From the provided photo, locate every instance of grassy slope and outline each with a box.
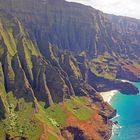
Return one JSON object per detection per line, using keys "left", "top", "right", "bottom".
{"left": 35, "top": 96, "right": 94, "bottom": 139}
{"left": 0, "top": 92, "right": 41, "bottom": 140}
{"left": 0, "top": 17, "right": 41, "bottom": 140}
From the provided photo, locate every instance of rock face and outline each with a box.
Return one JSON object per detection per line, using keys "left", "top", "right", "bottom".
{"left": 0, "top": 0, "right": 139, "bottom": 140}
{"left": 88, "top": 70, "right": 139, "bottom": 94}
{"left": 116, "top": 66, "right": 140, "bottom": 82}
{"left": 0, "top": 14, "right": 117, "bottom": 140}
{"left": 1, "top": 0, "right": 140, "bottom": 80}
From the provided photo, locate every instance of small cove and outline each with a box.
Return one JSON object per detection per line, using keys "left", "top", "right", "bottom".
{"left": 111, "top": 82, "right": 140, "bottom": 140}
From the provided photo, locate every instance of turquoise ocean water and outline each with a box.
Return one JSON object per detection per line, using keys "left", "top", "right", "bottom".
{"left": 111, "top": 82, "right": 140, "bottom": 140}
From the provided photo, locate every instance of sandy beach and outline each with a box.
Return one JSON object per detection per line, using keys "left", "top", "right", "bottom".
{"left": 100, "top": 90, "right": 118, "bottom": 104}
{"left": 120, "top": 79, "right": 132, "bottom": 83}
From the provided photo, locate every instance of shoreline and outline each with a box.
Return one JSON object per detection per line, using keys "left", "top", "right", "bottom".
{"left": 100, "top": 90, "right": 118, "bottom": 104}
{"left": 100, "top": 90, "right": 119, "bottom": 140}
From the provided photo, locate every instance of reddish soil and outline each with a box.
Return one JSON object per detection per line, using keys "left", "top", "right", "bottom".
{"left": 66, "top": 112, "right": 109, "bottom": 140}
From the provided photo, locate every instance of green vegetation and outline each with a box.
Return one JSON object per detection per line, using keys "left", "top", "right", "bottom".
{"left": 36, "top": 102, "right": 67, "bottom": 130}
{"left": 65, "top": 97, "right": 92, "bottom": 121}
{"left": 37, "top": 97, "right": 93, "bottom": 130}
{"left": 133, "top": 62, "right": 140, "bottom": 74}
{"left": 0, "top": 44, "right": 4, "bottom": 57}
{"left": 89, "top": 54, "right": 118, "bottom": 79}
{"left": 0, "top": 92, "right": 41, "bottom": 140}
{"left": 22, "top": 38, "right": 34, "bottom": 80}
{"left": 0, "top": 23, "right": 17, "bottom": 56}
{"left": 34, "top": 97, "right": 93, "bottom": 140}
{"left": 17, "top": 19, "right": 40, "bottom": 81}
{"left": 69, "top": 59, "right": 81, "bottom": 79}
{"left": 45, "top": 104, "right": 67, "bottom": 126}
{"left": 0, "top": 63, "right": 9, "bottom": 114}
{"left": 48, "top": 132, "right": 57, "bottom": 140}
{"left": 0, "top": 122, "right": 5, "bottom": 140}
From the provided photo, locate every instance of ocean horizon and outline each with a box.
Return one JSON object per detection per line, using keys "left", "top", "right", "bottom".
{"left": 111, "top": 82, "right": 140, "bottom": 140}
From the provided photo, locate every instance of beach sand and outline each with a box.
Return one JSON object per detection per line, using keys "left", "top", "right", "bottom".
{"left": 100, "top": 90, "right": 120, "bottom": 140}
{"left": 120, "top": 79, "right": 131, "bottom": 83}
{"left": 100, "top": 90, "right": 118, "bottom": 104}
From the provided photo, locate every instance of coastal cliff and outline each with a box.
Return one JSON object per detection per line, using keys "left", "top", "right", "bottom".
{"left": 0, "top": 0, "right": 139, "bottom": 140}
{"left": 1, "top": 0, "right": 140, "bottom": 81}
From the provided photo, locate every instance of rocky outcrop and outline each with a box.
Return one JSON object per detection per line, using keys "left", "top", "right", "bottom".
{"left": 0, "top": 16, "right": 77, "bottom": 107}
{"left": 116, "top": 66, "right": 140, "bottom": 82}
{"left": 88, "top": 69, "right": 139, "bottom": 94}
{"left": 12, "top": 54, "right": 36, "bottom": 102}
{"left": 32, "top": 56, "right": 53, "bottom": 107}
{"left": 61, "top": 126, "right": 88, "bottom": 140}
{"left": 60, "top": 54, "right": 82, "bottom": 80}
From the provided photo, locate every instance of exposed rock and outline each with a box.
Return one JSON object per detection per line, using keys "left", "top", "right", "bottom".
{"left": 2, "top": 52, "right": 15, "bottom": 92}
{"left": 88, "top": 70, "right": 139, "bottom": 94}
{"left": 116, "top": 66, "right": 140, "bottom": 82}
{"left": 60, "top": 54, "right": 82, "bottom": 80}
{"left": 1, "top": 0, "right": 140, "bottom": 64}
{"left": 32, "top": 56, "right": 53, "bottom": 107}
{"left": 12, "top": 54, "right": 36, "bottom": 102}
{"left": 61, "top": 126, "right": 89, "bottom": 140}
{"left": 45, "top": 62, "right": 72, "bottom": 103}
{"left": 0, "top": 0, "right": 139, "bottom": 140}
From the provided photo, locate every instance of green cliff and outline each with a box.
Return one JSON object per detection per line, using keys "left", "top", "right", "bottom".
{"left": 0, "top": 0, "right": 139, "bottom": 140}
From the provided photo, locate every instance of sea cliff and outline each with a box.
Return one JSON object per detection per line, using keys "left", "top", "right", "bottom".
{"left": 0, "top": 0, "right": 139, "bottom": 139}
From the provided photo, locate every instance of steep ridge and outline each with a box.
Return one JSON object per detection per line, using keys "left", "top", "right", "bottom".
{"left": 0, "top": 14, "right": 117, "bottom": 140}
{"left": 0, "top": 0, "right": 140, "bottom": 81}
{"left": 0, "top": 0, "right": 139, "bottom": 140}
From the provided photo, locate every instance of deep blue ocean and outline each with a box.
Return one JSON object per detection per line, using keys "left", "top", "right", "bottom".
{"left": 111, "top": 82, "right": 140, "bottom": 140}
